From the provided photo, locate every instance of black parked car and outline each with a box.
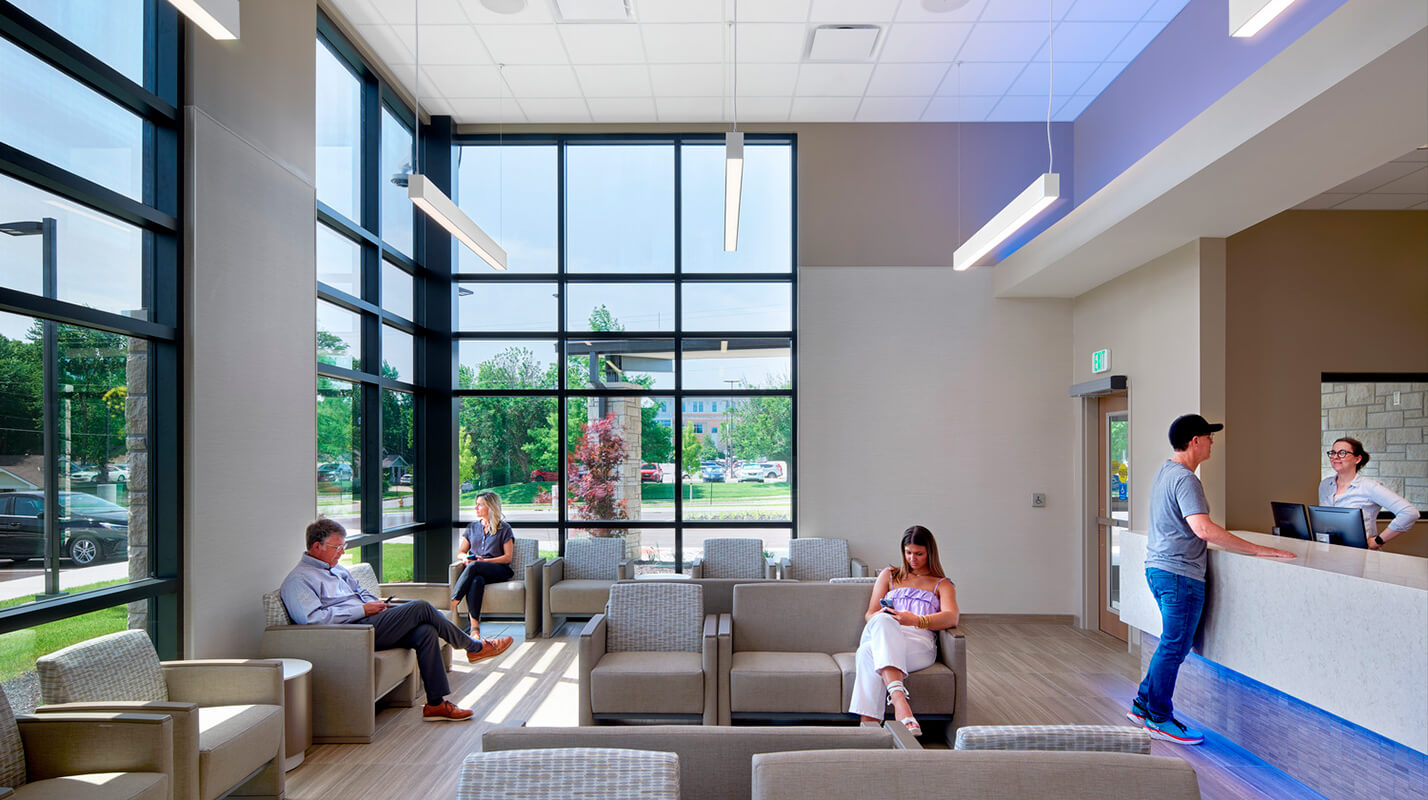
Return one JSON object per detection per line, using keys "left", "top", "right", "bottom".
{"left": 0, "top": 491, "right": 129, "bottom": 566}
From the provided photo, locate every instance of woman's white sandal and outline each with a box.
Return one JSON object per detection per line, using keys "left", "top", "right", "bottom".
{"left": 886, "top": 680, "right": 921, "bottom": 737}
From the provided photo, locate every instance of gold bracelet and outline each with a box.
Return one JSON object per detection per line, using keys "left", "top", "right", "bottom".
{"left": 917, "top": 615, "right": 929, "bottom": 629}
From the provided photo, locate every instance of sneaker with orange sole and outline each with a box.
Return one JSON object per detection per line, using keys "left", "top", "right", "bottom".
{"left": 467, "top": 635, "right": 514, "bottom": 664}
{"left": 422, "top": 700, "right": 473, "bottom": 722}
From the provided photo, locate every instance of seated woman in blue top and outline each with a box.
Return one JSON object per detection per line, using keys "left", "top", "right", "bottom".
{"left": 1320, "top": 437, "right": 1420, "bottom": 550}
{"left": 850, "top": 525, "right": 959, "bottom": 737}
{"left": 451, "top": 491, "right": 516, "bottom": 636}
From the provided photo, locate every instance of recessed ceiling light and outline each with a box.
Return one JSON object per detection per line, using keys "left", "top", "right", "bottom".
{"left": 481, "top": 0, "right": 527, "bottom": 14}
{"left": 921, "top": 0, "right": 972, "bottom": 12}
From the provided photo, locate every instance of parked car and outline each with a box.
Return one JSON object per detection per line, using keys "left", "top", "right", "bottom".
{"left": 640, "top": 463, "right": 663, "bottom": 482}
{"left": 736, "top": 462, "right": 784, "bottom": 482}
{"left": 529, "top": 469, "right": 559, "bottom": 482}
{"left": 700, "top": 462, "right": 726, "bottom": 482}
{"left": 399, "top": 473, "right": 413, "bottom": 486}
{"left": 0, "top": 491, "right": 129, "bottom": 565}
{"left": 317, "top": 462, "right": 352, "bottom": 482}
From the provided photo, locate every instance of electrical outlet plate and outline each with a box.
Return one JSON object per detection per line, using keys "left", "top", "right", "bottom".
{"left": 1032, "top": 493, "right": 1046, "bottom": 508}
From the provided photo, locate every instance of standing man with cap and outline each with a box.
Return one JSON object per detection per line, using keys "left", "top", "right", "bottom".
{"left": 1128, "top": 414, "right": 1295, "bottom": 744}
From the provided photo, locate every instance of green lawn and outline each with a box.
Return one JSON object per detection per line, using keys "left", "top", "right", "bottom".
{"left": 0, "top": 579, "right": 129, "bottom": 683}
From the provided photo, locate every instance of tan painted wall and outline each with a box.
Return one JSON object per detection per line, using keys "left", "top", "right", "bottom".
{"left": 184, "top": 0, "right": 317, "bottom": 657}
{"left": 1224, "top": 210, "right": 1428, "bottom": 531}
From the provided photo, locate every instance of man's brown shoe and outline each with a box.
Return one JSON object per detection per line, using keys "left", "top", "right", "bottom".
{"left": 467, "top": 635, "right": 513, "bottom": 664}
{"left": 422, "top": 700, "right": 473, "bottom": 722}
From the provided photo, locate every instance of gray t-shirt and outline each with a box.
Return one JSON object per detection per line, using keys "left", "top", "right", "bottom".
{"left": 1145, "top": 459, "right": 1211, "bottom": 581}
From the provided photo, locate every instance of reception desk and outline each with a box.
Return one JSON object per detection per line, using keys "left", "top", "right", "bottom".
{"left": 1121, "top": 530, "right": 1426, "bottom": 799}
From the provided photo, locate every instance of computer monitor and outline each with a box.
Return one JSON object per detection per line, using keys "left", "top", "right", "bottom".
{"left": 1269, "top": 502, "right": 1312, "bottom": 540}
{"left": 1307, "top": 505, "right": 1369, "bottom": 549}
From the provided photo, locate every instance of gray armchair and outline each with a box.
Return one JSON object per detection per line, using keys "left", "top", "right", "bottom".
{"left": 689, "top": 539, "right": 776, "bottom": 579}
{"left": 579, "top": 582, "right": 717, "bottom": 725}
{"left": 780, "top": 539, "right": 868, "bottom": 582}
{"left": 34, "top": 630, "right": 283, "bottom": 800}
{"left": 448, "top": 537, "right": 544, "bottom": 639}
{"left": 542, "top": 537, "right": 634, "bottom": 637}
{"left": 458, "top": 748, "right": 680, "bottom": 800}
{"left": 0, "top": 686, "right": 173, "bottom": 800}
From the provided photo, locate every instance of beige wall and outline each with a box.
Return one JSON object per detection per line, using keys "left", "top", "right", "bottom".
{"left": 1224, "top": 210, "right": 1428, "bottom": 531}
{"left": 184, "top": 0, "right": 317, "bottom": 657}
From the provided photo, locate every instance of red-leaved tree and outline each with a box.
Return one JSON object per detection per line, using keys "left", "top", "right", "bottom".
{"left": 567, "top": 413, "right": 628, "bottom": 535}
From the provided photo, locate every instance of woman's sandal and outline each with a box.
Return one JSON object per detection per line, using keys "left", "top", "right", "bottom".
{"left": 886, "top": 680, "right": 922, "bottom": 737}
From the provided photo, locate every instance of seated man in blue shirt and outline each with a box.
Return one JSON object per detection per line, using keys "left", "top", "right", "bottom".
{"left": 281, "top": 517, "right": 513, "bottom": 722}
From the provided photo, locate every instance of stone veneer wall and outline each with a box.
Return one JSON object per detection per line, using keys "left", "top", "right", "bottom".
{"left": 126, "top": 340, "right": 149, "bottom": 631}
{"left": 1321, "top": 381, "right": 1428, "bottom": 508}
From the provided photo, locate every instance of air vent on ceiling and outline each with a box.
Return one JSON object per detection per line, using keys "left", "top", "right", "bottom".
{"left": 551, "top": 0, "right": 635, "bottom": 23}
{"left": 806, "top": 24, "right": 881, "bottom": 62}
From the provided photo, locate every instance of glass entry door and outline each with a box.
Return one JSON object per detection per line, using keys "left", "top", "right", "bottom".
{"left": 1097, "top": 396, "right": 1129, "bottom": 642}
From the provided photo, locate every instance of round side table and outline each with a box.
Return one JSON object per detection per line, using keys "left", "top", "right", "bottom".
{"left": 276, "top": 658, "right": 312, "bottom": 771}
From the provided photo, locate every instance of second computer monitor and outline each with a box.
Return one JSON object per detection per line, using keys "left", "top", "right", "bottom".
{"left": 1270, "top": 502, "right": 1313, "bottom": 540}
{"left": 1307, "top": 505, "right": 1369, "bottom": 549}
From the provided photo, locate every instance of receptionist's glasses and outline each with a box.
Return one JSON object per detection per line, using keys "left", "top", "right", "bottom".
{"left": 1326, "top": 450, "right": 1354, "bottom": 459}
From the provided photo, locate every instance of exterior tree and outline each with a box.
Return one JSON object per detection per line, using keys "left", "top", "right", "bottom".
{"left": 567, "top": 413, "right": 628, "bottom": 533}
{"left": 458, "top": 428, "right": 477, "bottom": 489}
{"left": 641, "top": 400, "right": 673, "bottom": 464}
{"left": 698, "top": 433, "right": 722, "bottom": 463}
{"left": 680, "top": 423, "right": 701, "bottom": 479}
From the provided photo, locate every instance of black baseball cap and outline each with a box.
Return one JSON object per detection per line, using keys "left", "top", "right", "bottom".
{"left": 1168, "top": 414, "right": 1223, "bottom": 450}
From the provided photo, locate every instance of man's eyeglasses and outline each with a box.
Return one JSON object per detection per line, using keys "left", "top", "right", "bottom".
{"left": 321, "top": 540, "right": 347, "bottom": 551}
{"left": 1326, "top": 450, "right": 1354, "bottom": 459}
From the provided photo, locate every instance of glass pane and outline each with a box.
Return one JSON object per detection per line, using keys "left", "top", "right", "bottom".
{"left": 380, "top": 107, "right": 414, "bottom": 256}
{"left": 566, "top": 145, "right": 673, "bottom": 273}
{"left": 315, "top": 39, "right": 362, "bottom": 221}
{"left": 681, "top": 142, "right": 793, "bottom": 273}
{"left": 316, "top": 300, "right": 360, "bottom": 371}
{"left": 0, "top": 600, "right": 147, "bottom": 712}
{"left": 458, "top": 396, "right": 559, "bottom": 521}
{"left": 381, "top": 389, "right": 415, "bottom": 528}
{"left": 628, "top": 528, "right": 675, "bottom": 576}
{"left": 0, "top": 37, "right": 144, "bottom": 200}
{"left": 566, "top": 283, "right": 674, "bottom": 332}
{"left": 382, "top": 260, "right": 413, "bottom": 320}
{"left": 381, "top": 537, "right": 413, "bottom": 582}
{"left": 683, "top": 282, "right": 791, "bottom": 331}
{"left": 1108, "top": 526, "right": 1124, "bottom": 613}
{"left": 455, "top": 144, "right": 557, "bottom": 274}
{"left": 381, "top": 325, "right": 414, "bottom": 383}
{"left": 681, "top": 338, "right": 791, "bottom": 390}
{"left": 316, "top": 223, "right": 362, "bottom": 296}
{"left": 1108, "top": 414, "right": 1128, "bottom": 521}
{"left": 565, "top": 397, "right": 674, "bottom": 522}
{"left": 682, "top": 528, "right": 791, "bottom": 573}
{"left": 565, "top": 340, "right": 673, "bottom": 390}
{"left": 681, "top": 396, "right": 790, "bottom": 522}
{"left": 457, "top": 282, "right": 556, "bottom": 332}
{"left": 0, "top": 173, "right": 146, "bottom": 318}
{"left": 458, "top": 341, "right": 558, "bottom": 390}
{"left": 12, "top": 0, "right": 145, "bottom": 86}
{"left": 316, "top": 376, "right": 360, "bottom": 529}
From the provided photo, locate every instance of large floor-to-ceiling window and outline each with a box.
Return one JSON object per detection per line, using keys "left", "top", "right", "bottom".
{"left": 453, "top": 135, "right": 795, "bottom": 571}
{"left": 0, "top": 0, "right": 181, "bottom": 706}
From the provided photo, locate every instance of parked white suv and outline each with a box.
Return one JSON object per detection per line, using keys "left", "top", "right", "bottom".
{"left": 735, "top": 462, "right": 783, "bottom": 482}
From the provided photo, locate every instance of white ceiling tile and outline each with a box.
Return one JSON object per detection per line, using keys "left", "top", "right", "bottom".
{"left": 1008, "top": 61, "right": 1097, "bottom": 97}
{"left": 518, "top": 98, "right": 592, "bottom": 122}
{"left": 1329, "top": 162, "right": 1424, "bottom": 193}
{"left": 1064, "top": 0, "right": 1159, "bottom": 22}
{"left": 985, "top": 94, "right": 1058, "bottom": 121}
{"left": 1333, "top": 193, "right": 1425, "bottom": 210}
{"left": 795, "top": 62, "right": 873, "bottom": 95}
{"left": 1108, "top": 21, "right": 1165, "bottom": 61}
{"left": 641, "top": 23, "right": 725, "bottom": 62}
{"left": 636, "top": 0, "right": 724, "bottom": 24}
{"left": 788, "top": 95, "right": 861, "bottom": 121}
{"left": 1034, "top": 21, "right": 1136, "bottom": 62}
{"left": 1075, "top": 61, "right": 1128, "bottom": 96}
{"left": 477, "top": 24, "right": 569, "bottom": 64}
{"left": 811, "top": 0, "right": 899, "bottom": 23}
{"left": 456, "top": 0, "right": 556, "bottom": 24}
{"left": 423, "top": 64, "right": 504, "bottom": 97}
{"left": 410, "top": 25, "right": 492, "bottom": 64}
{"left": 732, "top": 95, "right": 792, "bottom": 121}
{"left": 737, "top": 63, "right": 801, "bottom": 95}
{"left": 894, "top": 0, "right": 988, "bottom": 23}
{"left": 734, "top": 23, "right": 808, "bottom": 62}
{"left": 655, "top": 96, "right": 725, "bottom": 121}
{"left": 1054, "top": 94, "right": 1096, "bottom": 120}
{"left": 958, "top": 22, "right": 1047, "bottom": 61}
{"left": 420, "top": 94, "right": 454, "bottom": 115}
{"left": 739, "top": 0, "right": 812, "bottom": 23}
{"left": 587, "top": 97, "right": 659, "bottom": 121}
{"left": 855, "top": 96, "right": 931, "bottom": 121}
{"left": 558, "top": 24, "right": 646, "bottom": 63}
{"left": 373, "top": 0, "right": 471, "bottom": 25}
{"left": 1292, "top": 193, "right": 1354, "bottom": 210}
{"left": 866, "top": 62, "right": 951, "bottom": 96}
{"left": 573, "top": 64, "right": 653, "bottom": 97}
{"left": 448, "top": 97, "right": 526, "bottom": 121}
{"left": 330, "top": 0, "right": 388, "bottom": 27}
{"left": 978, "top": 0, "right": 1075, "bottom": 22}
{"left": 1143, "top": 0, "right": 1192, "bottom": 23}
{"left": 935, "top": 62, "right": 1024, "bottom": 96}
{"left": 649, "top": 63, "right": 726, "bottom": 97}
{"left": 355, "top": 24, "right": 415, "bottom": 63}
{"left": 499, "top": 64, "right": 583, "bottom": 96}
{"left": 921, "top": 94, "right": 999, "bottom": 121}
{"left": 1373, "top": 166, "right": 1428, "bottom": 194}
{"left": 878, "top": 22, "right": 973, "bottom": 62}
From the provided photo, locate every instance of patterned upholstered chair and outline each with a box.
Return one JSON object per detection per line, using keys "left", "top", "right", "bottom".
{"left": 447, "top": 537, "right": 544, "bottom": 638}
{"left": 259, "top": 562, "right": 450, "bottom": 744}
{"left": 689, "top": 538, "right": 776, "bottom": 579}
{"left": 458, "top": 748, "right": 680, "bottom": 800}
{"left": 0, "top": 686, "right": 173, "bottom": 800}
{"left": 953, "top": 725, "right": 1152, "bottom": 754}
{"left": 578, "top": 582, "right": 717, "bottom": 725}
{"left": 779, "top": 538, "right": 868, "bottom": 582}
{"left": 34, "top": 630, "right": 284, "bottom": 800}
{"left": 542, "top": 537, "right": 634, "bottom": 638}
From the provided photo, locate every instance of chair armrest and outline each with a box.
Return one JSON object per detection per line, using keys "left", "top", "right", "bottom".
{"left": 885, "top": 720, "right": 924, "bottom": 750}
{"left": 953, "top": 725, "right": 1151, "bottom": 754}
{"left": 380, "top": 582, "right": 451, "bottom": 608}
{"left": 701, "top": 614, "right": 718, "bottom": 725}
{"left": 18, "top": 712, "right": 174, "bottom": 780}
{"left": 717, "top": 612, "right": 733, "bottom": 725}
{"left": 34, "top": 701, "right": 200, "bottom": 798}
{"left": 577, "top": 614, "right": 608, "bottom": 726}
{"left": 778, "top": 557, "right": 791, "bottom": 580}
{"left": 689, "top": 559, "right": 704, "bottom": 579}
{"left": 261, "top": 625, "right": 376, "bottom": 690}
{"left": 544, "top": 556, "right": 565, "bottom": 586}
{"left": 937, "top": 628, "right": 968, "bottom": 734}
{"left": 764, "top": 558, "right": 778, "bottom": 579}
{"left": 850, "top": 558, "right": 869, "bottom": 577}
{"left": 161, "top": 659, "right": 283, "bottom": 706}
{"left": 617, "top": 559, "right": 635, "bottom": 580}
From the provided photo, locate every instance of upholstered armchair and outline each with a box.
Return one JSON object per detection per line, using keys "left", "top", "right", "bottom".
{"left": 689, "top": 538, "right": 776, "bottom": 579}
{"left": 448, "top": 537, "right": 544, "bottom": 639}
{"left": 259, "top": 562, "right": 450, "bottom": 744}
{"left": 0, "top": 686, "right": 173, "bottom": 800}
{"left": 779, "top": 538, "right": 868, "bottom": 582}
{"left": 457, "top": 748, "right": 679, "bottom": 800}
{"left": 578, "top": 582, "right": 717, "bottom": 725}
{"left": 33, "top": 630, "right": 283, "bottom": 800}
{"left": 542, "top": 537, "right": 634, "bottom": 637}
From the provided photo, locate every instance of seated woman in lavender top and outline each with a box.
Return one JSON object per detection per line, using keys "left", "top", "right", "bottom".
{"left": 850, "top": 525, "right": 959, "bottom": 737}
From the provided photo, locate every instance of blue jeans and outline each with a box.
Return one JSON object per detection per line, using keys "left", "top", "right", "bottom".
{"left": 1135, "top": 567, "right": 1205, "bottom": 722}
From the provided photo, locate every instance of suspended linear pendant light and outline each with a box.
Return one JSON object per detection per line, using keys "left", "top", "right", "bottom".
{"left": 407, "top": 0, "right": 507, "bottom": 270}
{"left": 724, "top": 0, "right": 743, "bottom": 252}
{"left": 166, "top": 0, "right": 239, "bottom": 39}
{"left": 1229, "top": 0, "right": 1299, "bottom": 38}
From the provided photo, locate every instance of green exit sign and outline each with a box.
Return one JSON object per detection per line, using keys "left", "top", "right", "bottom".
{"left": 1091, "top": 349, "right": 1110, "bottom": 374}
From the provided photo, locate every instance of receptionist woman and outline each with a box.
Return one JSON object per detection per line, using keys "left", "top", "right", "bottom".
{"left": 1320, "top": 437, "right": 1421, "bottom": 549}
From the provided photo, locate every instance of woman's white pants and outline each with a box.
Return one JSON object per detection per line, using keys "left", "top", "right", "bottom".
{"left": 848, "top": 612, "right": 936, "bottom": 719}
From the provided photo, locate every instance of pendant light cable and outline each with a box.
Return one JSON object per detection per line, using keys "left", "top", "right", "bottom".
{"left": 1046, "top": 0, "right": 1054, "bottom": 174}
{"left": 413, "top": 0, "right": 420, "bottom": 176}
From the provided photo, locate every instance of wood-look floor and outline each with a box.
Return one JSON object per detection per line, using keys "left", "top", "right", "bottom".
{"left": 283, "top": 618, "right": 1325, "bottom": 800}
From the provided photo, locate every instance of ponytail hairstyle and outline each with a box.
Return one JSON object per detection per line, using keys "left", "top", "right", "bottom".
{"left": 1333, "top": 437, "right": 1369, "bottom": 472}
